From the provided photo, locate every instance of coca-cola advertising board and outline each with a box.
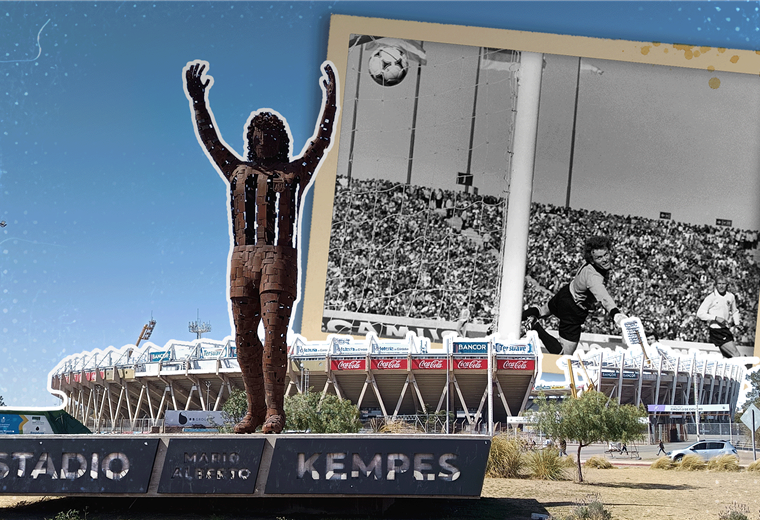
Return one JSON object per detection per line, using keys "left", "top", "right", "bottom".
{"left": 330, "top": 359, "right": 367, "bottom": 371}
{"left": 497, "top": 359, "right": 535, "bottom": 371}
{"left": 370, "top": 358, "right": 408, "bottom": 370}
{"left": 454, "top": 359, "right": 487, "bottom": 370}
{"left": 411, "top": 358, "right": 448, "bottom": 370}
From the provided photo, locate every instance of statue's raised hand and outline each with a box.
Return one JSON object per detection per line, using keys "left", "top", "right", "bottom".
{"left": 322, "top": 63, "right": 336, "bottom": 99}
{"left": 185, "top": 61, "right": 211, "bottom": 102}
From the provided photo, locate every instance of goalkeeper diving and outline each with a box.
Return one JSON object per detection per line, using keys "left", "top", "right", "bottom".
{"left": 522, "top": 235, "right": 628, "bottom": 356}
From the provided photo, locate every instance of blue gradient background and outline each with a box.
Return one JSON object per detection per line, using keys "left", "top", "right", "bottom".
{"left": 1, "top": 2, "right": 758, "bottom": 407}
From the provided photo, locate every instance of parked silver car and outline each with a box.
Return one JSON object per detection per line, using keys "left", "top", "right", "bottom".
{"left": 669, "top": 440, "right": 738, "bottom": 462}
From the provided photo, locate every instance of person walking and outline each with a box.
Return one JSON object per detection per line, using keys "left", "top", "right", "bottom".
{"left": 656, "top": 439, "right": 666, "bottom": 456}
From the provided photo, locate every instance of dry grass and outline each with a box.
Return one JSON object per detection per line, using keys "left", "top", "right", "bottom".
{"left": 746, "top": 459, "right": 760, "bottom": 472}
{"left": 375, "top": 419, "right": 422, "bottom": 434}
{"left": 584, "top": 456, "right": 614, "bottom": 469}
{"left": 481, "top": 466, "right": 760, "bottom": 520}
{"left": 677, "top": 453, "right": 707, "bottom": 471}
{"left": 707, "top": 454, "right": 741, "bottom": 472}
{"left": 650, "top": 456, "right": 676, "bottom": 470}
{"left": 486, "top": 434, "right": 524, "bottom": 478}
{"left": 563, "top": 493, "right": 613, "bottom": 520}
{"left": 525, "top": 448, "right": 569, "bottom": 481}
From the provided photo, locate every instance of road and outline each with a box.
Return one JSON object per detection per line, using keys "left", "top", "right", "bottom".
{"left": 560, "top": 436, "right": 759, "bottom": 466}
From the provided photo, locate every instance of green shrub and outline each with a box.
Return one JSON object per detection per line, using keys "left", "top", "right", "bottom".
{"left": 48, "top": 509, "right": 87, "bottom": 520}
{"left": 584, "top": 456, "right": 613, "bottom": 469}
{"left": 525, "top": 448, "right": 568, "bottom": 481}
{"left": 677, "top": 453, "right": 707, "bottom": 471}
{"left": 650, "top": 456, "right": 675, "bottom": 470}
{"left": 486, "top": 434, "right": 524, "bottom": 478}
{"left": 707, "top": 454, "right": 740, "bottom": 472}
{"left": 562, "top": 494, "right": 612, "bottom": 520}
{"left": 284, "top": 391, "right": 362, "bottom": 433}
{"left": 746, "top": 459, "right": 760, "bottom": 472}
{"left": 718, "top": 501, "right": 750, "bottom": 520}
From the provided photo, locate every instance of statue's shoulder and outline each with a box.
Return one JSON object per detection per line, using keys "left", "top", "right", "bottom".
{"left": 232, "top": 161, "right": 293, "bottom": 179}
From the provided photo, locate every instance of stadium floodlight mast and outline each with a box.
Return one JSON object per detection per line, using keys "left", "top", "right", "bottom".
{"left": 189, "top": 309, "right": 212, "bottom": 340}
{"left": 135, "top": 316, "right": 156, "bottom": 347}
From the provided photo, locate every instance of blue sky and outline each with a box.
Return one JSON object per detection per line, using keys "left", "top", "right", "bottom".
{"left": 1, "top": 1, "right": 759, "bottom": 407}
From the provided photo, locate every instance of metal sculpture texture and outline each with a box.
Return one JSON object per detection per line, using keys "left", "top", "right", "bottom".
{"left": 183, "top": 60, "right": 338, "bottom": 433}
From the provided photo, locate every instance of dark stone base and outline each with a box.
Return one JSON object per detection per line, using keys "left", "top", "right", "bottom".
{"left": 0, "top": 434, "right": 490, "bottom": 498}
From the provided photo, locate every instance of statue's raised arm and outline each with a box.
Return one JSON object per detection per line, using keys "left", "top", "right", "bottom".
{"left": 183, "top": 60, "right": 242, "bottom": 178}
{"left": 299, "top": 62, "right": 339, "bottom": 181}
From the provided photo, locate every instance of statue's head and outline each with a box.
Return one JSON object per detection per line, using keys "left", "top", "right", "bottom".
{"left": 246, "top": 111, "right": 290, "bottom": 162}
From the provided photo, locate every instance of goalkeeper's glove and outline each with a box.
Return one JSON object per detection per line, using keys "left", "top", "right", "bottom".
{"left": 613, "top": 312, "right": 628, "bottom": 328}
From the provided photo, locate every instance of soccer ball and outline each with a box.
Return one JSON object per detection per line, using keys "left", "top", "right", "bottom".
{"left": 367, "top": 45, "right": 409, "bottom": 87}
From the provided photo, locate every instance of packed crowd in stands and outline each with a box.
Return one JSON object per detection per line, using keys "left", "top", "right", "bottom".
{"left": 325, "top": 177, "right": 505, "bottom": 323}
{"left": 324, "top": 176, "right": 759, "bottom": 345}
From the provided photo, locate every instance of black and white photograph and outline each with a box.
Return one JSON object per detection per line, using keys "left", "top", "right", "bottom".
{"left": 302, "top": 19, "right": 759, "bottom": 362}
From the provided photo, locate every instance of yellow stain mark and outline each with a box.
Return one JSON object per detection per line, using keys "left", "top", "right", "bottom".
{"left": 653, "top": 42, "right": 661, "bottom": 47}
{"left": 641, "top": 46, "right": 651, "bottom": 55}
{"left": 707, "top": 65, "right": 716, "bottom": 72}
{"left": 664, "top": 48, "right": 669, "bottom": 54}
{"left": 730, "top": 55, "right": 739, "bottom": 64}
{"left": 718, "top": 48, "right": 727, "bottom": 53}
{"left": 709, "top": 77, "right": 721, "bottom": 89}
{"left": 756, "top": 50, "right": 760, "bottom": 55}
{"left": 673, "top": 44, "right": 695, "bottom": 60}
{"left": 702, "top": 47, "right": 712, "bottom": 54}
{"left": 693, "top": 50, "right": 701, "bottom": 58}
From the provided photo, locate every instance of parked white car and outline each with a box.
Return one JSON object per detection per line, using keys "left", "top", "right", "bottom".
{"left": 668, "top": 440, "right": 737, "bottom": 462}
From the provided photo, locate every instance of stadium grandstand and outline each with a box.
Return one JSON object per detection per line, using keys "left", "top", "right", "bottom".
{"left": 49, "top": 331, "right": 747, "bottom": 442}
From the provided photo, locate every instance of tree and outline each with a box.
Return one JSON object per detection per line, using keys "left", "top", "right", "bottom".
{"left": 736, "top": 369, "right": 760, "bottom": 443}
{"left": 285, "top": 391, "right": 362, "bottom": 433}
{"left": 530, "top": 390, "right": 647, "bottom": 482}
{"left": 740, "top": 369, "right": 760, "bottom": 412}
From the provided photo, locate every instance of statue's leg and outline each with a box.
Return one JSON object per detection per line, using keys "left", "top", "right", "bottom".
{"left": 231, "top": 296, "right": 266, "bottom": 434}
{"left": 260, "top": 290, "right": 295, "bottom": 434}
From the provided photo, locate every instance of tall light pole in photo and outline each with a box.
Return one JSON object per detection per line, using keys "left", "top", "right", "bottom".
{"left": 565, "top": 58, "right": 604, "bottom": 209}
{"left": 458, "top": 48, "right": 520, "bottom": 192}
{"left": 405, "top": 42, "right": 425, "bottom": 185}
{"left": 457, "top": 46, "right": 482, "bottom": 193}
